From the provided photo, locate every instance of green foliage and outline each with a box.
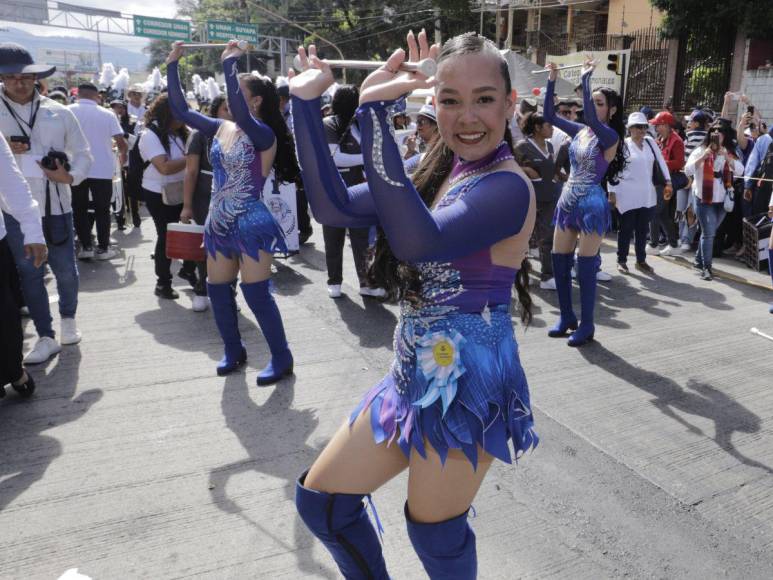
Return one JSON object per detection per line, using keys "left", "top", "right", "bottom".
{"left": 650, "top": 0, "right": 773, "bottom": 38}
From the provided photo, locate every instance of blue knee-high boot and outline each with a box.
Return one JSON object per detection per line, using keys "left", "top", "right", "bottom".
{"left": 768, "top": 248, "right": 773, "bottom": 314}
{"left": 207, "top": 281, "right": 247, "bottom": 375}
{"left": 405, "top": 503, "right": 476, "bottom": 580}
{"left": 240, "top": 280, "right": 293, "bottom": 385}
{"left": 295, "top": 473, "right": 390, "bottom": 580}
{"left": 568, "top": 255, "right": 597, "bottom": 347}
{"left": 548, "top": 252, "right": 578, "bottom": 337}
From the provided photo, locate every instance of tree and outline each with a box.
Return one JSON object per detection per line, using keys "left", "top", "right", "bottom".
{"left": 650, "top": 0, "right": 773, "bottom": 39}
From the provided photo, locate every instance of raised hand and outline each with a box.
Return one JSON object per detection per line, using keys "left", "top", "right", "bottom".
{"left": 288, "top": 45, "right": 335, "bottom": 100}
{"left": 545, "top": 62, "right": 559, "bottom": 83}
{"left": 221, "top": 40, "right": 244, "bottom": 62}
{"left": 359, "top": 29, "right": 439, "bottom": 106}
{"left": 166, "top": 41, "right": 184, "bottom": 65}
{"left": 581, "top": 56, "right": 597, "bottom": 77}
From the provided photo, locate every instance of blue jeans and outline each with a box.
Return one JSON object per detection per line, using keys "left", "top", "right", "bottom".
{"left": 694, "top": 202, "right": 725, "bottom": 269}
{"left": 2, "top": 211, "right": 79, "bottom": 339}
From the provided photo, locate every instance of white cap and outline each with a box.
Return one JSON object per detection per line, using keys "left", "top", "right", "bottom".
{"left": 626, "top": 112, "right": 649, "bottom": 127}
{"left": 417, "top": 103, "right": 436, "bottom": 122}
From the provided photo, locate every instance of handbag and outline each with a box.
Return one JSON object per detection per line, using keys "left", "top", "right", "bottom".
{"left": 161, "top": 180, "right": 184, "bottom": 206}
{"left": 670, "top": 170, "right": 688, "bottom": 191}
{"left": 723, "top": 187, "right": 735, "bottom": 213}
{"left": 644, "top": 139, "right": 667, "bottom": 187}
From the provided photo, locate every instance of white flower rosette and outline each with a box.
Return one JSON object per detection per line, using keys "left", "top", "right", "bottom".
{"left": 414, "top": 330, "right": 467, "bottom": 415}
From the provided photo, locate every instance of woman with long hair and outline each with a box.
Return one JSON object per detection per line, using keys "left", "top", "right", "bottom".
{"left": 543, "top": 59, "right": 626, "bottom": 346}
{"left": 322, "top": 84, "right": 386, "bottom": 299}
{"left": 178, "top": 95, "right": 232, "bottom": 312}
{"left": 684, "top": 122, "right": 743, "bottom": 281}
{"left": 165, "top": 41, "right": 297, "bottom": 384}
{"left": 138, "top": 93, "right": 190, "bottom": 299}
{"left": 289, "top": 31, "right": 537, "bottom": 577}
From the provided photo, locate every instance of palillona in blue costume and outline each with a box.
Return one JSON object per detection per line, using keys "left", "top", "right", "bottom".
{"left": 167, "top": 58, "right": 293, "bottom": 383}
{"left": 543, "top": 68, "right": 620, "bottom": 346}
{"left": 292, "top": 94, "right": 538, "bottom": 467}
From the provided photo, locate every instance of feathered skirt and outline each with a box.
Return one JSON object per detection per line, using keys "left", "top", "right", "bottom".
{"left": 350, "top": 304, "right": 538, "bottom": 469}
{"left": 204, "top": 196, "right": 287, "bottom": 261}
{"left": 553, "top": 182, "right": 611, "bottom": 236}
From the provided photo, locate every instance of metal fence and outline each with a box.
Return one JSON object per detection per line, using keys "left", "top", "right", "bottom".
{"left": 527, "top": 28, "right": 671, "bottom": 110}
{"left": 673, "top": 31, "right": 735, "bottom": 112}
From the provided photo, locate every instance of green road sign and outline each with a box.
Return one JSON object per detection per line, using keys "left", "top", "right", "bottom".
{"left": 206, "top": 20, "right": 258, "bottom": 44}
{"left": 133, "top": 15, "right": 191, "bottom": 41}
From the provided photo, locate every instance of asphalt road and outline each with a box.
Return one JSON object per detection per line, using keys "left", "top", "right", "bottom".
{"left": 1, "top": 216, "right": 772, "bottom": 579}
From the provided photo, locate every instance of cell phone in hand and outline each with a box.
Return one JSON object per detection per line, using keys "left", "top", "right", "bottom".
{"left": 747, "top": 105, "right": 755, "bottom": 115}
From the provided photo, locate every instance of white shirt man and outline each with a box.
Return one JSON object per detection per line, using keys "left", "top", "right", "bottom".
{"left": 126, "top": 84, "right": 147, "bottom": 121}
{"left": 68, "top": 82, "right": 127, "bottom": 260}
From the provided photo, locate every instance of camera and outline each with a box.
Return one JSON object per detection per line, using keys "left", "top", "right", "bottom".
{"left": 40, "top": 149, "right": 70, "bottom": 172}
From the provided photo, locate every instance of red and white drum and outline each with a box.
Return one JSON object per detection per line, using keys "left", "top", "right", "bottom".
{"left": 166, "top": 222, "right": 206, "bottom": 262}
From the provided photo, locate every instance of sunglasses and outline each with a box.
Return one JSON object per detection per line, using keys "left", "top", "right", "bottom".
{"left": 558, "top": 110, "right": 573, "bottom": 117}
{"left": 417, "top": 117, "right": 433, "bottom": 127}
{"left": 629, "top": 124, "right": 648, "bottom": 130}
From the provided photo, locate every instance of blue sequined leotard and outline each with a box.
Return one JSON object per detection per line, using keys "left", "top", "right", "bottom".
{"left": 544, "top": 70, "right": 619, "bottom": 235}
{"left": 167, "top": 59, "right": 286, "bottom": 260}
{"left": 293, "top": 95, "right": 538, "bottom": 467}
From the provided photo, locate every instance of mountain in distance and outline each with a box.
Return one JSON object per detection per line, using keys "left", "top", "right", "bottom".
{"left": 0, "top": 26, "right": 149, "bottom": 72}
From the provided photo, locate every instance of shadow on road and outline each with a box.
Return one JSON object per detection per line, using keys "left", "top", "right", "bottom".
{"left": 332, "top": 295, "right": 397, "bottom": 349}
{"left": 0, "top": 347, "right": 102, "bottom": 511}
{"left": 578, "top": 343, "right": 772, "bottom": 475}
{"left": 209, "top": 373, "right": 334, "bottom": 578}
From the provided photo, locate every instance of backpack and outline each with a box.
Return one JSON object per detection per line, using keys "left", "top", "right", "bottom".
{"left": 127, "top": 123, "right": 165, "bottom": 194}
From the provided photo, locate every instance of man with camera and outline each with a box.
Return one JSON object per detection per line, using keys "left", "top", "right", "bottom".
{"left": 0, "top": 43, "right": 92, "bottom": 364}
{"left": 69, "top": 82, "right": 127, "bottom": 260}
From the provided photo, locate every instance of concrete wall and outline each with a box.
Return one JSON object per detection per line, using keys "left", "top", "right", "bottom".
{"left": 607, "top": 0, "right": 663, "bottom": 34}
{"left": 742, "top": 68, "right": 773, "bottom": 124}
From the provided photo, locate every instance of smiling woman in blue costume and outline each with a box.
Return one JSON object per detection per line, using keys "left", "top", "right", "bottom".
{"left": 542, "top": 59, "right": 626, "bottom": 347}
{"left": 289, "top": 30, "right": 538, "bottom": 578}
{"left": 164, "top": 41, "right": 296, "bottom": 385}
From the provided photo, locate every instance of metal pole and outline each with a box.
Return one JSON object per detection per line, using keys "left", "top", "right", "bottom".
{"left": 479, "top": 1, "right": 484, "bottom": 36}
{"left": 96, "top": 27, "right": 103, "bottom": 69}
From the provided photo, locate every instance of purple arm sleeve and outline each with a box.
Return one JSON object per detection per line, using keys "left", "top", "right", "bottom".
{"left": 543, "top": 78, "right": 584, "bottom": 138}
{"left": 579, "top": 71, "right": 619, "bottom": 150}
{"left": 167, "top": 61, "right": 221, "bottom": 137}
{"left": 222, "top": 57, "right": 276, "bottom": 151}
{"left": 291, "top": 96, "right": 378, "bottom": 228}
{"left": 356, "top": 100, "right": 532, "bottom": 263}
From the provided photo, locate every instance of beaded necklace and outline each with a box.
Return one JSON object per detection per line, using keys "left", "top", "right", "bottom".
{"left": 449, "top": 141, "right": 513, "bottom": 185}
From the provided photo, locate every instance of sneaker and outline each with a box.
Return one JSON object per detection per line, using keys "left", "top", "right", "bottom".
{"left": 659, "top": 245, "right": 682, "bottom": 256}
{"left": 539, "top": 277, "right": 557, "bottom": 290}
{"left": 60, "top": 318, "right": 82, "bottom": 345}
{"left": 680, "top": 242, "right": 692, "bottom": 252}
{"left": 132, "top": 215, "right": 142, "bottom": 228}
{"left": 24, "top": 336, "right": 61, "bottom": 364}
{"left": 95, "top": 247, "right": 118, "bottom": 261}
{"left": 327, "top": 284, "right": 342, "bottom": 299}
{"left": 635, "top": 261, "right": 655, "bottom": 274}
{"left": 701, "top": 267, "right": 713, "bottom": 281}
{"left": 645, "top": 245, "right": 661, "bottom": 256}
{"left": 154, "top": 285, "right": 179, "bottom": 299}
{"left": 359, "top": 286, "right": 387, "bottom": 298}
{"left": 692, "top": 260, "right": 703, "bottom": 271}
{"left": 191, "top": 295, "right": 209, "bottom": 312}
{"left": 617, "top": 263, "right": 629, "bottom": 274}
{"left": 77, "top": 247, "right": 94, "bottom": 260}
{"left": 527, "top": 247, "right": 540, "bottom": 259}
{"left": 596, "top": 270, "right": 612, "bottom": 282}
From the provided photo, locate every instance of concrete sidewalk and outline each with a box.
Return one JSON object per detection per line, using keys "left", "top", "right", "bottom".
{"left": 1, "top": 218, "right": 772, "bottom": 579}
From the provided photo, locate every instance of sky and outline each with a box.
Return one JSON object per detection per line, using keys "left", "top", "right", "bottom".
{"left": 1, "top": 0, "right": 178, "bottom": 54}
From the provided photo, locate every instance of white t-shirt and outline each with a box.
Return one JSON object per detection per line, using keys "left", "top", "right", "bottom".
{"left": 69, "top": 99, "right": 122, "bottom": 180}
{"left": 127, "top": 102, "right": 147, "bottom": 121}
{"left": 138, "top": 127, "right": 185, "bottom": 194}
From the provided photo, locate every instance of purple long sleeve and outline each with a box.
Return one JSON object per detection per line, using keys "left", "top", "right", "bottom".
{"left": 222, "top": 57, "right": 275, "bottom": 151}
{"left": 291, "top": 95, "right": 379, "bottom": 228}
{"left": 543, "top": 78, "right": 584, "bottom": 138}
{"left": 356, "top": 100, "right": 531, "bottom": 263}
{"left": 578, "top": 70, "right": 619, "bottom": 150}
{"left": 166, "top": 61, "right": 221, "bottom": 137}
